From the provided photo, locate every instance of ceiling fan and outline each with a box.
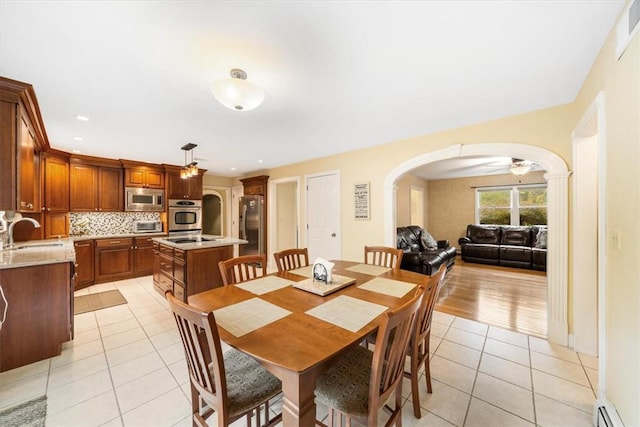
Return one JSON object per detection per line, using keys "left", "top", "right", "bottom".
{"left": 483, "top": 158, "right": 535, "bottom": 175}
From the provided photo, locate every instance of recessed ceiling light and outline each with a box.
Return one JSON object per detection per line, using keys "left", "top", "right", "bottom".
{"left": 231, "top": 167, "right": 236, "bottom": 171}
{"left": 73, "top": 137, "right": 83, "bottom": 141}
{"left": 75, "top": 115, "right": 89, "bottom": 121}
{"left": 258, "top": 160, "right": 263, "bottom": 163}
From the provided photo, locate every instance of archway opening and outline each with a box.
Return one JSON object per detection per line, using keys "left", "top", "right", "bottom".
{"left": 384, "top": 143, "right": 570, "bottom": 344}
{"left": 203, "top": 193, "right": 222, "bottom": 236}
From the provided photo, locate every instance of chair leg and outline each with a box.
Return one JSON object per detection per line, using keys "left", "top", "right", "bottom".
{"left": 424, "top": 353, "right": 433, "bottom": 394}
{"left": 409, "top": 355, "right": 422, "bottom": 419}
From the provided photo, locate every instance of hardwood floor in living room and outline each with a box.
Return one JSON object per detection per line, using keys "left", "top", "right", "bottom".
{"left": 436, "top": 259, "right": 547, "bottom": 338}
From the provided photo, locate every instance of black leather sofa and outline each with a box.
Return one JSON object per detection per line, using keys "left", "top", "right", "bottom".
{"left": 396, "top": 226, "right": 456, "bottom": 276}
{"left": 458, "top": 224, "right": 547, "bottom": 271}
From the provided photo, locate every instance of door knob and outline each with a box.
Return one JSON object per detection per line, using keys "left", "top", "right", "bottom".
{"left": 331, "top": 233, "right": 336, "bottom": 237}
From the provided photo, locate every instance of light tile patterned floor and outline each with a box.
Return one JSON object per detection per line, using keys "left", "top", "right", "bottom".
{"left": 0, "top": 276, "right": 599, "bottom": 426}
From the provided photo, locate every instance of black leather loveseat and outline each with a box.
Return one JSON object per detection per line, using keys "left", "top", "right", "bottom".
{"left": 458, "top": 224, "right": 547, "bottom": 271}
{"left": 396, "top": 226, "right": 456, "bottom": 276}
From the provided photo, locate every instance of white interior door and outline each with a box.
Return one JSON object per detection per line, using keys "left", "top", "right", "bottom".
{"left": 306, "top": 171, "right": 340, "bottom": 262}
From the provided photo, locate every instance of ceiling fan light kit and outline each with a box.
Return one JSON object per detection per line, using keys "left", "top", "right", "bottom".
{"left": 510, "top": 164, "right": 532, "bottom": 175}
{"left": 210, "top": 68, "right": 265, "bottom": 111}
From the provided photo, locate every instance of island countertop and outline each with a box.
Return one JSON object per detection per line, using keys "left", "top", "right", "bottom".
{"left": 151, "top": 234, "right": 248, "bottom": 250}
{"left": 0, "top": 238, "right": 76, "bottom": 269}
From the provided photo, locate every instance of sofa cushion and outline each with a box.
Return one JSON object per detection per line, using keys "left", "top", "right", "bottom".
{"left": 467, "top": 225, "right": 501, "bottom": 244}
{"left": 534, "top": 228, "right": 547, "bottom": 249}
{"left": 420, "top": 230, "right": 438, "bottom": 250}
{"left": 500, "top": 227, "right": 532, "bottom": 247}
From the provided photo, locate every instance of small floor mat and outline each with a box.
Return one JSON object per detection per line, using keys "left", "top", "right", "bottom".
{"left": 74, "top": 289, "right": 127, "bottom": 314}
{"left": 0, "top": 395, "right": 47, "bottom": 427}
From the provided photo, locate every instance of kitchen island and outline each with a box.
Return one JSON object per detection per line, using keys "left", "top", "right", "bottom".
{"left": 0, "top": 239, "right": 75, "bottom": 372}
{"left": 151, "top": 235, "right": 247, "bottom": 302}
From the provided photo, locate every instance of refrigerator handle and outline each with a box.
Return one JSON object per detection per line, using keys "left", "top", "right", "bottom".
{"left": 240, "top": 204, "right": 247, "bottom": 239}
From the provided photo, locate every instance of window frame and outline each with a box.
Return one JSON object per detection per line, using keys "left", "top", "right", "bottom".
{"left": 475, "top": 184, "right": 547, "bottom": 226}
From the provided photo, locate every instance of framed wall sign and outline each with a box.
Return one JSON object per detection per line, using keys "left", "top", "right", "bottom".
{"left": 354, "top": 182, "right": 370, "bottom": 220}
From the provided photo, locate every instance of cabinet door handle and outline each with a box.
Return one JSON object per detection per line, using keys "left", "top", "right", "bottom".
{"left": 75, "top": 243, "right": 91, "bottom": 247}
{"left": 110, "top": 241, "right": 121, "bottom": 244}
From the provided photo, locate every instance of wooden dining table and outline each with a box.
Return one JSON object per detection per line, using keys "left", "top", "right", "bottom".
{"left": 187, "top": 260, "right": 427, "bottom": 427}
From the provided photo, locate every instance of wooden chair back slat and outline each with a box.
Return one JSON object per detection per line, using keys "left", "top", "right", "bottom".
{"left": 273, "top": 248, "right": 309, "bottom": 272}
{"left": 218, "top": 254, "right": 267, "bottom": 285}
{"left": 364, "top": 246, "right": 403, "bottom": 270}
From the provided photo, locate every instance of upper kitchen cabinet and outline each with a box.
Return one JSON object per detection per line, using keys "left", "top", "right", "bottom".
{"left": 121, "top": 159, "right": 165, "bottom": 189}
{"left": 164, "top": 164, "right": 205, "bottom": 200}
{"left": 70, "top": 154, "right": 123, "bottom": 212}
{"left": 240, "top": 175, "right": 269, "bottom": 197}
{"left": 42, "top": 150, "right": 70, "bottom": 238}
{"left": 42, "top": 151, "right": 69, "bottom": 213}
{"left": 0, "top": 77, "right": 49, "bottom": 213}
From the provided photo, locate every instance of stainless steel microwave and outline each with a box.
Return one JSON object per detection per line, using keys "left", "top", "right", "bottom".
{"left": 125, "top": 187, "right": 164, "bottom": 212}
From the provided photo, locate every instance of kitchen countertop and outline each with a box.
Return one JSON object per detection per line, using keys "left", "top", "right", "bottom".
{"left": 152, "top": 234, "right": 248, "bottom": 250}
{"left": 71, "top": 232, "right": 168, "bottom": 241}
{"left": 0, "top": 238, "right": 76, "bottom": 269}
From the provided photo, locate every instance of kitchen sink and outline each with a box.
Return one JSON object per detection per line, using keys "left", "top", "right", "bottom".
{"left": 165, "top": 237, "right": 215, "bottom": 244}
{"left": 13, "top": 243, "right": 64, "bottom": 250}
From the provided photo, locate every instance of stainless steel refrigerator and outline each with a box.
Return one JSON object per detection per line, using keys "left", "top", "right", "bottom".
{"left": 239, "top": 195, "right": 265, "bottom": 256}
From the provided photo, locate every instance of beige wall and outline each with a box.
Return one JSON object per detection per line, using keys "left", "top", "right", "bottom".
{"left": 275, "top": 181, "right": 297, "bottom": 251}
{"left": 427, "top": 171, "right": 546, "bottom": 248}
{"left": 395, "top": 174, "right": 429, "bottom": 228}
{"left": 571, "top": 14, "right": 640, "bottom": 425}
{"left": 261, "top": 102, "right": 573, "bottom": 263}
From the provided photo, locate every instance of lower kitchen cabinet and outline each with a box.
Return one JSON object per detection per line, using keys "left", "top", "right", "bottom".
{"left": 95, "top": 237, "right": 134, "bottom": 283}
{"left": 133, "top": 236, "right": 155, "bottom": 276}
{"left": 74, "top": 239, "right": 95, "bottom": 289}
{"left": 0, "top": 261, "right": 73, "bottom": 372}
{"left": 153, "top": 242, "right": 232, "bottom": 302}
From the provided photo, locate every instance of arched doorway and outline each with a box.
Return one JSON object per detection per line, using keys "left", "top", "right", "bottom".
{"left": 383, "top": 143, "right": 570, "bottom": 345}
{"left": 202, "top": 192, "right": 223, "bottom": 236}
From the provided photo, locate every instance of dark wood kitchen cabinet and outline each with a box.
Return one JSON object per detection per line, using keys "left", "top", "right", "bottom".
{"left": 121, "top": 159, "right": 165, "bottom": 189}
{"left": 42, "top": 151, "right": 70, "bottom": 239}
{"left": 0, "top": 261, "right": 73, "bottom": 372}
{"left": 153, "top": 242, "right": 232, "bottom": 302}
{"left": 70, "top": 155, "right": 123, "bottom": 212}
{"left": 74, "top": 239, "right": 95, "bottom": 289}
{"left": 18, "top": 114, "right": 40, "bottom": 213}
{"left": 95, "top": 237, "right": 134, "bottom": 282}
{"left": 164, "top": 165, "right": 204, "bottom": 200}
{"left": 0, "top": 77, "right": 48, "bottom": 214}
{"left": 133, "top": 236, "right": 155, "bottom": 276}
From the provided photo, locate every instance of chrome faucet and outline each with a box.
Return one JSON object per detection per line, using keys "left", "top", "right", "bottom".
{"left": 7, "top": 217, "right": 41, "bottom": 248}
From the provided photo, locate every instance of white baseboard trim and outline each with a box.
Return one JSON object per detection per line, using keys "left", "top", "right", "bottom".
{"left": 568, "top": 333, "right": 575, "bottom": 349}
{"left": 593, "top": 398, "right": 625, "bottom": 427}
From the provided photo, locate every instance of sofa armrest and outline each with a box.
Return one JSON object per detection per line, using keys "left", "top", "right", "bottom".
{"left": 437, "top": 240, "right": 450, "bottom": 249}
{"left": 458, "top": 237, "right": 472, "bottom": 245}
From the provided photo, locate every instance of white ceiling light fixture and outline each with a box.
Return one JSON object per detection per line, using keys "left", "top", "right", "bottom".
{"left": 510, "top": 159, "right": 533, "bottom": 175}
{"left": 210, "top": 68, "right": 265, "bottom": 111}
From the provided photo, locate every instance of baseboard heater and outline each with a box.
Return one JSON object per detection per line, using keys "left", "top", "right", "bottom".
{"left": 596, "top": 404, "right": 625, "bottom": 427}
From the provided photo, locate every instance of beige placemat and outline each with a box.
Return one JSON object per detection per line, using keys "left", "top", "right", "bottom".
{"left": 289, "top": 265, "right": 313, "bottom": 277}
{"left": 213, "top": 298, "right": 292, "bottom": 337}
{"left": 293, "top": 274, "right": 356, "bottom": 296}
{"left": 345, "top": 263, "right": 391, "bottom": 276}
{"left": 306, "top": 295, "right": 388, "bottom": 332}
{"left": 235, "top": 276, "right": 293, "bottom": 295}
{"left": 358, "top": 277, "right": 417, "bottom": 298}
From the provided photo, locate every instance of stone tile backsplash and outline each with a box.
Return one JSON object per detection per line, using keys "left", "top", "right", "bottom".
{"left": 70, "top": 212, "right": 162, "bottom": 236}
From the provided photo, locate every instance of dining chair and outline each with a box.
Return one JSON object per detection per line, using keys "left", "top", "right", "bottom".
{"left": 314, "top": 284, "right": 426, "bottom": 427}
{"left": 165, "top": 291, "right": 282, "bottom": 427}
{"left": 273, "top": 248, "right": 309, "bottom": 272}
{"left": 405, "top": 264, "right": 447, "bottom": 418}
{"left": 364, "top": 245, "right": 404, "bottom": 270}
{"left": 218, "top": 254, "right": 267, "bottom": 285}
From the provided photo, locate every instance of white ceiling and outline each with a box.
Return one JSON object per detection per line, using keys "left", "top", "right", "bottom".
{"left": 0, "top": 1, "right": 624, "bottom": 178}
